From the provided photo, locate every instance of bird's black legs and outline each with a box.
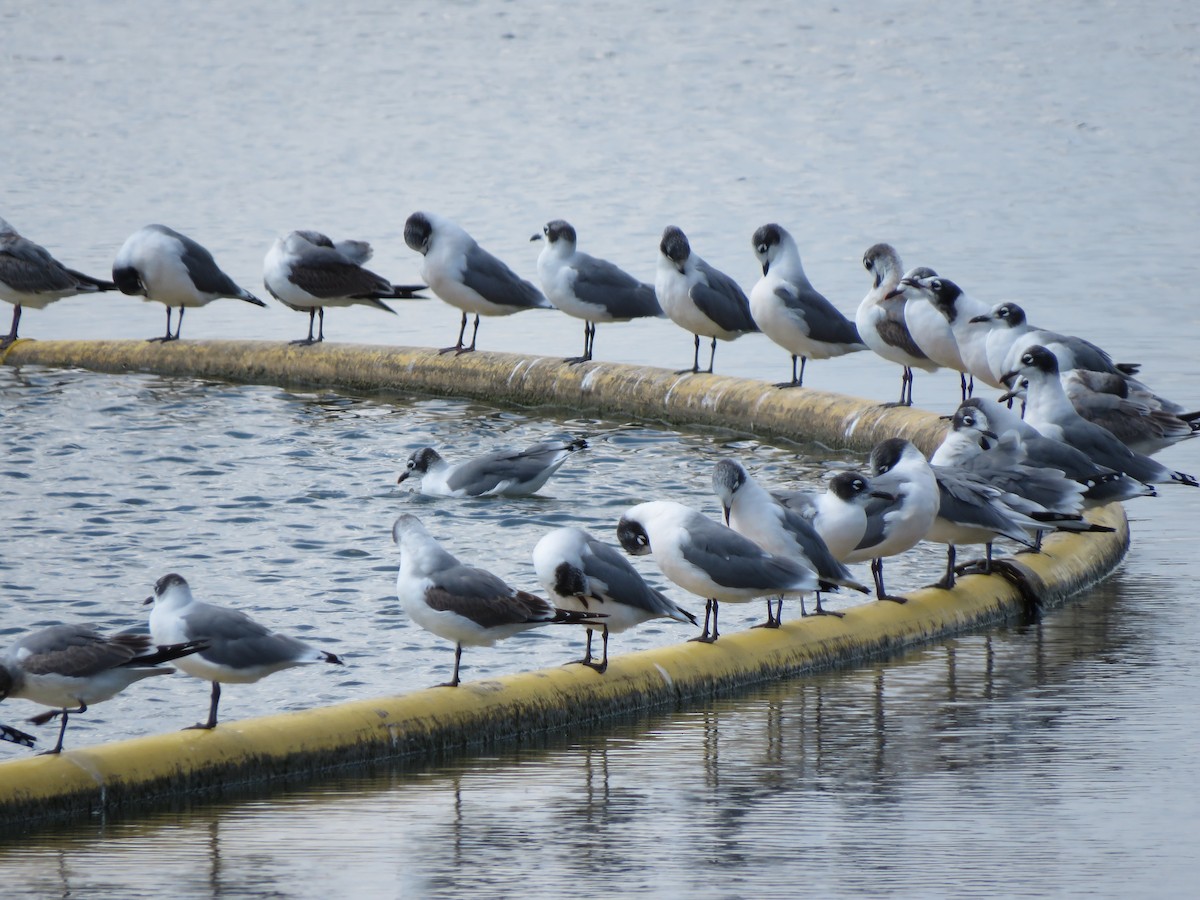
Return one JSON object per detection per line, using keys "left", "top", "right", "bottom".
{"left": 690, "top": 598, "right": 720, "bottom": 643}
{"left": 872, "top": 557, "right": 908, "bottom": 603}
{"left": 935, "top": 544, "right": 958, "bottom": 590}
{"left": 577, "top": 625, "right": 610, "bottom": 674}
{"left": 461, "top": 314, "right": 481, "bottom": 354}
{"left": 441, "top": 643, "right": 464, "bottom": 687}
{"left": 174, "top": 307, "right": 186, "bottom": 340}
{"left": 32, "top": 702, "right": 87, "bottom": 754}
{"left": 291, "top": 308, "right": 323, "bottom": 345}
{"left": 704, "top": 337, "right": 718, "bottom": 374}
{"left": 567, "top": 321, "right": 596, "bottom": 365}
{"left": 185, "top": 681, "right": 221, "bottom": 730}
{"left": 677, "top": 333, "right": 703, "bottom": 374}
{"left": 775, "top": 354, "right": 807, "bottom": 389}
{"left": 812, "top": 591, "right": 845, "bottom": 618}
{"left": 753, "top": 595, "right": 783, "bottom": 628}
{"left": 0, "top": 305, "right": 21, "bottom": 349}
{"left": 148, "top": 306, "right": 179, "bottom": 342}
{"left": 440, "top": 312, "right": 470, "bottom": 354}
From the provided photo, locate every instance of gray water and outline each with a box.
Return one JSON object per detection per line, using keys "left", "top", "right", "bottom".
{"left": 2, "top": 0, "right": 1199, "bottom": 896}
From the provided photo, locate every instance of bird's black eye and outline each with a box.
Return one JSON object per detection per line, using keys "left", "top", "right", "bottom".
{"left": 863, "top": 257, "right": 872, "bottom": 270}
{"left": 853, "top": 479, "right": 865, "bottom": 491}
{"left": 1023, "top": 352, "right": 1034, "bottom": 365}
{"left": 962, "top": 414, "right": 974, "bottom": 426}
{"left": 931, "top": 278, "right": 942, "bottom": 290}
{"left": 876, "top": 463, "right": 891, "bottom": 474}
{"left": 757, "top": 243, "right": 767, "bottom": 254}
{"left": 407, "top": 460, "right": 415, "bottom": 469}
{"left": 544, "top": 225, "right": 551, "bottom": 236}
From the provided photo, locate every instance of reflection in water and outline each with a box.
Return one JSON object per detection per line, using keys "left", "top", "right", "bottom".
{"left": 2, "top": 578, "right": 1190, "bottom": 897}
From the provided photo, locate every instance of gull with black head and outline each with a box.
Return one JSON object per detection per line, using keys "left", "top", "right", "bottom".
{"left": 397, "top": 438, "right": 587, "bottom": 498}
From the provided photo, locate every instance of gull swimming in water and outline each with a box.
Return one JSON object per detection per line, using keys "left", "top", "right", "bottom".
{"left": 397, "top": 438, "right": 587, "bottom": 498}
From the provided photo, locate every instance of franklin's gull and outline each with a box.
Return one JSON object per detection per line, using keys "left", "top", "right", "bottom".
{"left": 856, "top": 244, "right": 939, "bottom": 406}
{"left": 404, "top": 211, "right": 551, "bottom": 354}
{"left": 0, "top": 217, "right": 116, "bottom": 348}
{"left": 655, "top": 226, "right": 758, "bottom": 374}
{"left": 617, "top": 500, "right": 819, "bottom": 642}
{"left": 263, "top": 230, "right": 425, "bottom": 344}
{"left": 0, "top": 624, "right": 206, "bottom": 753}
{"left": 532, "top": 526, "right": 697, "bottom": 672}
{"left": 748, "top": 224, "right": 865, "bottom": 388}
{"left": 146, "top": 573, "right": 344, "bottom": 730}
{"left": 397, "top": 438, "right": 587, "bottom": 498}
{"left": 712, "top": 459, "right": 868, "bottom": 621}
{"left": 112, "top": 224, "right": 265, "bottom": 341}
{"left": 532, "top": 219, "right": 663, "bottom": 364}
{"left": 393, "top": 515, "right": 604, "bottom": 686}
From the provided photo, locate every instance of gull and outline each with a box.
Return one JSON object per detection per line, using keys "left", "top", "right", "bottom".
{"left": 0, "top": 624, "right": 206, "bottom": 753}
{"left": 531, "top": 219, "right": 663, "bottom": 364}
{"left": 972, "top": 301, "right": 1139, "bottom": 389}
{"left": 263, "top": 230, "right": 425, "bottom": 344}
{"left": 1002, "top": 346, "right": 1198, "bottom": 488}
{"left": 112, "top": 224, "right": 266, "bottom": 341}
{"left": 146, "top": 573, "right": 344, "bottom": 730}
{"left": 0, "top": 216, "right": 117, "bottom": 348}
{"left": 775, "top": 470, "right": 898, "bottom": 562}
{"left": 955, "top": 397, "right": 1155, "bottom": 505}
{"left": 712, "top": 458, "right": 868, "bottom": 622}
{"left": 403, "top": 211, "right": 551, "bottom": 354}
{"left": 532, "top": 526, "right": 697, "bottom": 672}
{"left": 1061, "top": 368, "right": 1199, "bottom": 455}
{"left": 855, "top": 244, "right": 939, "bottom": 406}
{"left": 1, "top": 722, "right": 36, "bottom": 747}
{"left": 655, "top": 225, "right": 758, "bottom": 374}
{"left": 898, "top": 271, "right": 996, "bottom": 393}
{"left": 397, "top": 438, "right": 586, "bottom": 497}
{"left": 849, "top": 438, "right": 941, "bottom": 602}
{"left": 393, "top": 515, "right": 604, "bottom": 686}
{"left": 748, "top": 223, "right": 865, "bottom": 388}
{"left": 616, "top": 500, "right": 820, "bottom": 643}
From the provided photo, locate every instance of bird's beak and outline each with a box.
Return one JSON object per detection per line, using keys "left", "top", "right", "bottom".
{"left": 997, "top": 384, "right": 1020, "bottom": 403}
{"left": 722, "top": 504, "right": 731, "bottom": 526}
{"left": 143, "top": 595, "right": 154, "bottom": 606}
{"left": 1000, "top": 370, "right": 1019, "bottom": 387}
{"left": 397, "top": 472, "right": 410, "bottom": 484}
{"left": 898, "top": 277, "right": 916, "bottom": 289}
{"left": 982, "top": 430, "right": 999, "bottom": 441}
{"left": 530, "top": 233, "right": 543, "bottom": 242}
{"left": 969, "top": 314, "right": 991, "bottom": 324}
{"left": 761, "top": 261, "right": 770, "bottom": 276}
{"left": 870, "top": 491, "right": 897, "bottom": 502}
{"left": 938, "top": 413, "right": 952, "bottom": 421}
{"left": 884, "top": 286, "right": 905, "bottom": 299}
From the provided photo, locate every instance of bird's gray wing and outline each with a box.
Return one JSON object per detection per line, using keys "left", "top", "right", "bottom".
{"left": 776, "top": 284, "right": 863, "bottom": 345}
{"left": 426, "top": 566, "right": 554, "bottom": 627}
{"left": 855, "top": 494, "right": 901, "bottom": 552}
{"left": 169, "top": 230, "right": 246, "bottom": 297}
{"left": 182, "top": 603, "right": 311, "bottom": 670}
{"left": 461, "top": 242, "right": 549, "bottom": 309}
{"left": 17, "top": 626, "right": 147, "bottom": 677}
{"left": 934, "top": 469, "right": 1034, "bottom": 543}
{"left": 572, "top": 255, "right": 662, "bottom": 318}
{"left": 289, "top": 244, "right": 393, "bottom": 299}
{"left": 773, "top": 489, "right": 819, "bottom": 519}
{"left": 679, "top": 518, "right": 811, "bottom": 591}
{"left": 690, "top": 260, "right": 758, "bottom": 333}
{"left": 581, "top": 537, "right": 676, "bottom": 615}
{"left": 0, "top": 237, "right": 80, "bottom": 294}
{"left": 776, "top": 504, "right": 858, "bottom": 583}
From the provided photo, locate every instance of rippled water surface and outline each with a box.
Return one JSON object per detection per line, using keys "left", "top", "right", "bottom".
{"left": 2, "top": 0, "right": 1199, "bottom": 896}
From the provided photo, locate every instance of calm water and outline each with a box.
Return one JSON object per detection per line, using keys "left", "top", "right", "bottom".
{"left": 2, "top": 0, "right": 1199, "bottom": 896}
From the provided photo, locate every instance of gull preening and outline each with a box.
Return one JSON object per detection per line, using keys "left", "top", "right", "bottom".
{"left": 112, "top": 224, "right": 266, "bottom": 341}
{"left": 393, "top": 515, "right": 604, "bottom": 686}
{"left": 0, "top": 216, "right": 116, "bottom": 348}
{"left": 617, "top": 500, "right": 820, "bottom": 642}
{"left": 397, "top": 438, "right": 587, "bottom": 498}
{"left": 655, "top": 225, "right": 758, "bottom": 374}
{"left": 404, "top": 211, "right": 551, "bottom": 354}
{"left": 532, "top": 219, "right": 663, "bottom": 364}
{"left": 146, "top": 573, "right": 344, "bottom": 730}
{"left": 856, "top": 244, "right": 938, "bottom": 406}
{"left": 263, "top": 230, "right": 425, "bottom": 344}
{"left": 748, "top": 223, "right": 865, "bottom": 388}
{"left": 0, "top": 624, "right": 206, "bottom": 753}
{"left": 532, "top": 526, "right": 697, "bottom": 672}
